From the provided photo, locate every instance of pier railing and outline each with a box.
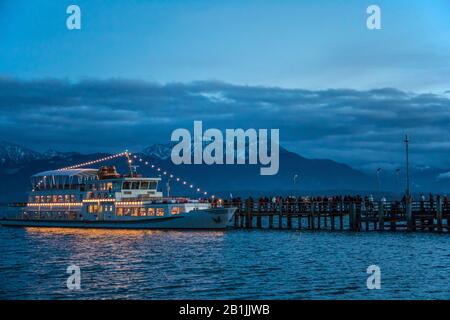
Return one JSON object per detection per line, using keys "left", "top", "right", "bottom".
{"left": 223, "top": 197, "right": 450, "bottom": 232}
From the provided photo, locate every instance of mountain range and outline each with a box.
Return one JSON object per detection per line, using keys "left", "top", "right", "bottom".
{"left": 1, "top": 141, "right": 449, "bottom": 202}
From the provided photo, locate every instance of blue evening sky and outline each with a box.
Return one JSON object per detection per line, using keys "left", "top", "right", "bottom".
{"left": 1, "top": 0, "right": 449, "bottom": 92}
{"left": 0, "top": 1, "right": 449, "bottom": 171}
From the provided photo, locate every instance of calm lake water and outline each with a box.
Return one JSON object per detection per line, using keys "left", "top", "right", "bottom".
{"left": 0, "top": 224, "right": 449, "bottom": 300}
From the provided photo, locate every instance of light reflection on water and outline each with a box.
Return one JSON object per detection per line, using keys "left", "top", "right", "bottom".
{"left": 0, "top": 225, "right": 449, "bottom": 299}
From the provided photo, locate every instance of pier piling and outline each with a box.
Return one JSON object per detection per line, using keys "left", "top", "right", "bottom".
{"left": 228, "top": 195, "right": 450, "bottom": 234}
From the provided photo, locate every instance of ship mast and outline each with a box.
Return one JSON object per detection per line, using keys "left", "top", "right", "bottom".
{"left": 124, "top": 152, "right": 133, "bottom": 177}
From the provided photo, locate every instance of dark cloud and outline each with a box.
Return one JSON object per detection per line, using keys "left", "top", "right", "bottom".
{"left": 0, "top": 77, "right": 449, "bottom": 171}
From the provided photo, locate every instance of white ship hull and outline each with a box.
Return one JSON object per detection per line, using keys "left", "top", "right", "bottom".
{"left": 0, "top": 207, "right": 236, "bottom": 230}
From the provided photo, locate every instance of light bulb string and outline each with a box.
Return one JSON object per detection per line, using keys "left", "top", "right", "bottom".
{"left": 128, "top": 152, "right": 210, "bottom": 197}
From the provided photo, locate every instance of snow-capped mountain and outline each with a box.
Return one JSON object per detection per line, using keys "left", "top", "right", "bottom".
{"left": 1, "top": 140, "right": 450, "bottom": 202}
{"left": 141, "top": 139, "right": 268, "bottom": 161}
{"left": 0, "top": 142, "right": 84, "bottom": 166}
{"left": 141, "top": 143, "right": 175, "bottom": 160}
{"left": 0, "top": 141, "right": 42, "bottom": 165}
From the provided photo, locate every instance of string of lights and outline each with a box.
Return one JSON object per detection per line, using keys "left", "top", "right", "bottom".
{"left": 57, "top": 152, "right": 127, "bottom": 171}
{"left": 128, "top": 152, "right": 211, "bottom": 197}
{"left": 34, "top": 152, "right": 128, "bottom": 191}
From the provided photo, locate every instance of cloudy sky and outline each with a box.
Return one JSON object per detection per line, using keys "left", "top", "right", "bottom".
{"left": 0, "top": 0, "right": 449, "bottom": 171}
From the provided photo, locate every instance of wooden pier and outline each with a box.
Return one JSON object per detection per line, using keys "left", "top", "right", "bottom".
{"left": 223, "top": 196, "right": 450, "bottom": 233}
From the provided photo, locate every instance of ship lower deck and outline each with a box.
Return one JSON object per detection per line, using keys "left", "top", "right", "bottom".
{"left": 0, "top": 207, "right": 236, "bottom": 230}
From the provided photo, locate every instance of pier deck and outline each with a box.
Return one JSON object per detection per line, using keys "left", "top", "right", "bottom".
{"left": 224, "top": 197, "right": 450, "bottom": 232}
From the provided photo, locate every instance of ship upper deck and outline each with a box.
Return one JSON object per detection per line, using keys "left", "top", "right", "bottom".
{"left": 31, "top": 169, "right": 98, "bottom": 187}
{"left": 32, "top": 168, "right": 98, "bottom": 179}
{"left": 31, "top": 168, "right": 161, "bottom": 191}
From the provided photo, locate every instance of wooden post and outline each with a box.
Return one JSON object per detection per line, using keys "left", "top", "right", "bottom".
{"left": 349, "top": 203, "right": 356, "bottom": 231}
{"left": 331, "top": 203, "right": 335, "bottom": 230}
{"left": 244, "top": 201, "right": 249, "bottom": 228}
{"left": 307, "top": 210, "right": 311, "bottom": 229}
{"left": 240, "top": 203, "right": 244, "bottom": 228}
{"left": 358, "top": 204, "right": 363, "bottom": 231}
{"left": 446, "top": 201, "right": 450, "bottom": 233}
{"left": 390, "top": 203, "right": 397, "bottom": 231}
{"left": 246, "top": 200, "right": 253, "bottom": 228}
{"left": 278, "top": 202, "right": 283, "bottom": 229}
{"left": 355, "top": 204, "right": 361, "bottom": 231}
{"left": 234, "top": 207, "right": 239, "bottom": 227}
{"left": 287, "top": 211, "right": 292, "bottom": 229}
{"left": 364, "top": 205, "right": 369, "bottom": 231}
{"left": 447, "top": 204, "right": 450, "bottom": 233}
{"left": 406, "top": 197, "right": 413, "bottom": 231}
{"left": 269, "top": 212, "right": 274, "bottom": 229}
{"left": 378, "top": 201, "right": 384, "bottom": 231}
{"left": 339, "top": 201, "right": 344, "bottom": 230}
{"left": 311, "top": 202, "right": 316, "bottom": 230}
{"left": 437, "top": 195, "right": 443, "bottom": 232}
{"left": 317, "top": 202, "right": 321, "bottom": 230}
{"left": 256, "top": 203, "right": 262, "bottom": 228}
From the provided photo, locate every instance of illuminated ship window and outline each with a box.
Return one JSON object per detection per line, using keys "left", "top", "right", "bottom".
{"left": 156, "top": 208, "right": 164, "bottom": 216}
{"left": 147, "top": 208, "right": 155, "bottom": 216}
{"left": 139, "top": 208, "right": 146, "bottom": 216}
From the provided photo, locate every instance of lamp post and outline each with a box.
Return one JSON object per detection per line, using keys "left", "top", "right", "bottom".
{"left": 395, "top": 168, "right": 400, "bottom": 196}
{"left": 376, "top": 168, "right": 382, "bottom": 194}
{"left": 404, "top": 134, "right": 413, "bottom": 230}
{"left": 404, "top": 134, "right": 410, "bottom": 197}
{"left": 293, "top": 174, "right": 299, "bottom": 184}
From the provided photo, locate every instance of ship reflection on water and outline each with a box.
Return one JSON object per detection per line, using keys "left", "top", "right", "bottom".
{"left": 24, "top": 226, "right": 227, "bottom": 240}
{"left": 25, "top": 227, "right": 176, "bottom": 237}
{"left": 2, "top": 226, "right": 228, "bottom": 299}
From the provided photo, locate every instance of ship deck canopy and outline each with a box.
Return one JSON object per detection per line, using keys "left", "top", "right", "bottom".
{"left": 31, "top": 169, "right": 99, "bottom": 188}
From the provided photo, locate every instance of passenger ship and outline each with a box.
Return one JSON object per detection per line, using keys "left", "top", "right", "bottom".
{"left": 0, "top": 165, "right": 235, "bottom": 229}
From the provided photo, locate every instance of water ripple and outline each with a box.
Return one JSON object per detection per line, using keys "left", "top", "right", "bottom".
{"left": 0, "top": 226, "right": 449, "bottom": 299}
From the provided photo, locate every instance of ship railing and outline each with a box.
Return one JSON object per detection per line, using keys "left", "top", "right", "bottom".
{"left": 14, "top": 209, "right": 79, "bottom": 221}
{"left": 221, "top": 196, "right": 450, "bottom": 219}
{"left": 128, "top": 196, "right": 211, "bottom": 204}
